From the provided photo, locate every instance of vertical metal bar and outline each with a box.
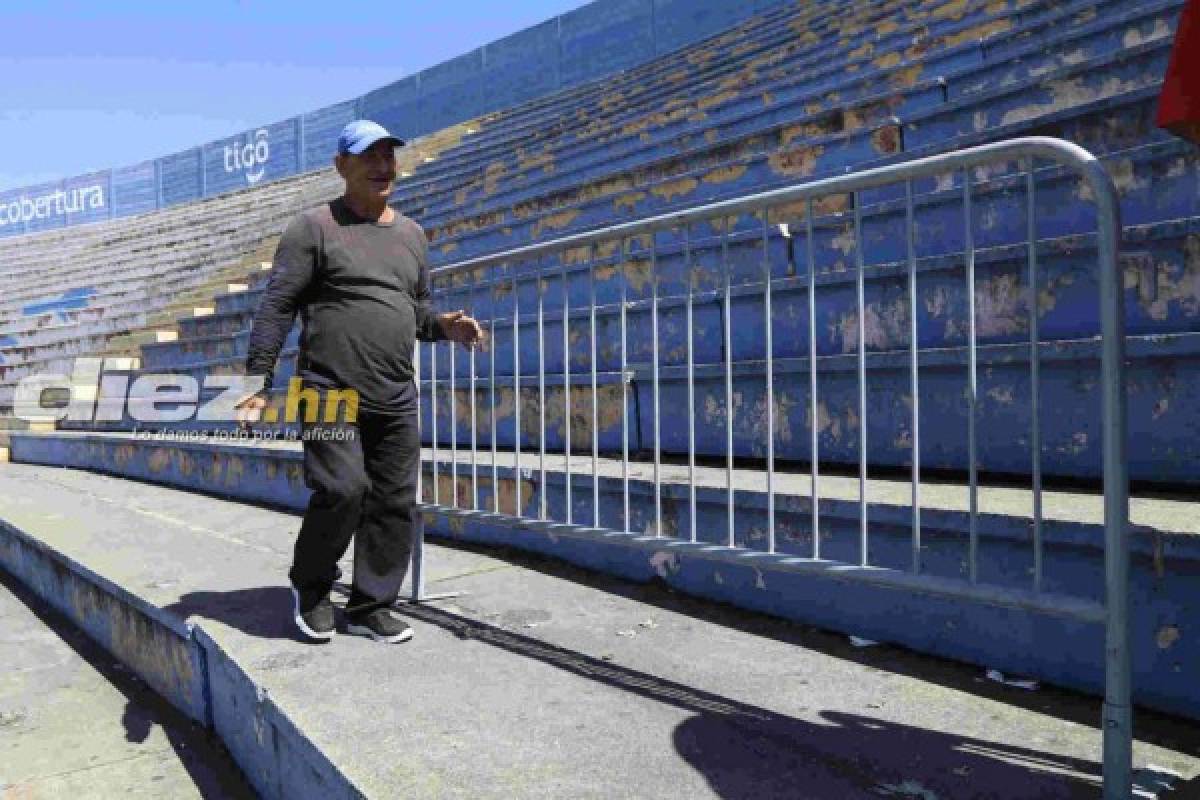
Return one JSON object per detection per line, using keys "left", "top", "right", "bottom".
{"left": 853, "top": 191, "right": 867, "bottom": 567}
{"left": 1026, "top": 161, "right": 1043, "bottom": 592}
{"left": 685, "top": 225, "right": 697, "bottom": 544}
{"left": 722, "top": 218, "right": 735, "bottom": 548}
{"left": 590, "top": 243, "right": 600, "bottom": 529}
{"left": 469, "top": 272, "right": 479, "bottom": 511}
{"left": 513, "top": 266, "right": 522, "bottom": 519}
{"left": 763, "top": 215, "right": 776, "bottom": 555}
{"left": 1091, "top": 150, "right": 1131, "bottom": 800}
{"left": 411, "top": 342, "right": 424, "bottom": 602}
{"left": 431, "top": 342, "right": 439, "bottom": 506}
{"left": 490, "top": 266, "right": 499, "bottom": 513}
{"left": 450, "top": 328, "right": 458, "bottom": 509}
{"left": 906, "top": 181, "right": 921, "bottom": 575}
{"left": 963, "top": 171, "right": 979, "bottom": 584}
{"left": 651, "top": 235, "right": 663, "bottom": 537}
{"left": 538, "top": 257, "right": 548, "bottom": 521}
{"left": 806, "top": 198, "right": 819, "bottom": 560}
{"left": 620, "top": 239, "right": 630, "bottom": 533}
{"left": 562, "top": 257, "right": 572, "bottom": 525}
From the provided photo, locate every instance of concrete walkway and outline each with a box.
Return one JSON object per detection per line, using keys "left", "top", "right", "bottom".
{"left": 0, "top": 570, "right": 255, "bottom": 799}
{"left": 0, "top": 460, "right": 1197, "bottom": 798}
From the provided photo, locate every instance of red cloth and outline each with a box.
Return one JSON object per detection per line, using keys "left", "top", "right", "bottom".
{"left": 1158, "top": 0, "right": 1200, "bottom": 144}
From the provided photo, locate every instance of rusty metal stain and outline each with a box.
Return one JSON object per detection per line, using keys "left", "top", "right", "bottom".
{"left": 440, "top": 241, "right": 459, "bottom": 255}
{"left": 848, "top": 42, "right": 874, "bottom": 61}
{"left": 874, "top": 52, "right": 902, "bottom": 70}
{"left": 832, "top": 296, "right": 910, "bottom": 353}
{"left": 483, "top": 162, "right": 507, "bottom": 196}
{"left": 664, "top": 68, "right": 689, "bottom": 85}
{"left": 686, "top": 48, "right": 716, "bottom": 68}
{"left": 1143, "top": 236, "right": 1200, "bottom": 321}
{"left": 454, "top": 188, "right": 468, "bottom": 206}
{"left": 702, "top": 165, "right": 747, "bottom": 185}
{"left": 766, "top": 199, "right": 808, "bottom": 226}
{"left": 107, "top": 598, "right": 198, "bottom": 702}
{"left": 931, "top": 0, "right": 969, "bottom": 20}
{"left": 943, "top": 18, "right": 1012, "bottom": 49}
{"left": 768, "top": 144, "right": 825, "bottom": 178}
{"left": 621, "top": 257, "right": 653, "bottom": 293}
{"left": 1156, "top": 625, "right": 1180, "bottom": 649}
{"left": 845, "top": 98, "right": 902, "bottom": 131}
{"left": 494, "top": 477, "right": 535, "bottom": 517}
{"left": 987, "top": 386, "right": 1015, "bottom": 405}
{"left": 614, "top": 191, "right": 646, "bottom": 213}
{"left": 1038, "top": 271, "right": 1076, "bottom": 314}
{"left": 114, "top": 444, "right": 136, "bottom": 466}
{"left": 519, "top": 151, "right": 556, "bottom": 175}
{"left": 977, "top": 273, "right": 1027, "bottom": 338}
{"left": 1001, "top": 74, "right": 1144, "bottom": 127}
{"left": 532, "top": 210, "right": 580, "bottom": 240}
{"left": 717, "top": 71, "right": 756, "bottom": 94}
{"left": 438, "top": 210, "right": 503, "bottom": 238}
{"left": 598, "top": 90, "right": 626, "bottom": 113}
{"left": 890, "top": 64, "right": 924, "bottom": 88}
{"left": 650, "top": 177, "right": 698, "bottom": 203}
{"left": 147, "top": 447, "right": 170, "bottom": 473}
{"left": 206, "top": 456, "right": 224, "bottom": 482}
{"left": 870, "top": 125, "right": 902, "bottom": 155}
{"left": 808, "top": 400, "right": 845, "bottom": 442}
{"left": 876, "top": 19, "right": 901, "bottom": 36}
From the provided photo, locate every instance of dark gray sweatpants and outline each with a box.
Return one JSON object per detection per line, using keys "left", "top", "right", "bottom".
{"left": 288, "top": 409, "right": 421, "bottom": 617}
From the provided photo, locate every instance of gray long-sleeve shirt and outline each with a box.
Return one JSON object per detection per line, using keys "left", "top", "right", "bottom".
{"left": 245, "top": 198, "right": 446, "bottom": 414}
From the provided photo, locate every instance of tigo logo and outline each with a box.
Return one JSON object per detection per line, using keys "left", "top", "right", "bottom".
{"left": 223, "top": 128, "right": 270, "bottom": 186}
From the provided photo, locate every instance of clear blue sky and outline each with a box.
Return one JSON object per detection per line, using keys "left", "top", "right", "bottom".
{"left": 0, "top": 1, "right": 587, "bottom": 192}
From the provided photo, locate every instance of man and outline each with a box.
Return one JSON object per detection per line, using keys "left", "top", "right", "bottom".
{"left": 237, "top": 120, "right": 484, "bottom": 643}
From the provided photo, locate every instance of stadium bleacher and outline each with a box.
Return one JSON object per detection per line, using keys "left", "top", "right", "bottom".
{"left": 68, "top": 0, "right": 1195, "bottom": 484}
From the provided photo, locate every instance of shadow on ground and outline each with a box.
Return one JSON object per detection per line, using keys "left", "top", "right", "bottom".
{"left": 387, "top": 591, "right": 1127, "bottom": 799}
{"left": 421, "top": 536, "right": 1200, "bottom": 759}
{"left": 161, "top": 586, "right": 320, "bottom": 645}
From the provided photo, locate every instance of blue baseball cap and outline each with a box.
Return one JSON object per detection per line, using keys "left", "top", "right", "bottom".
{"left": 337, "top": 120, "right": 405, "bottom": 155}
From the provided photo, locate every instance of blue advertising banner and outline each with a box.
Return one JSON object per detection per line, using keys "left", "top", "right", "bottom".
{"left": 482, "top": 18, "right": 561, "bottom": 115}
{"left": 159, "top": 148, "right": 202, "bottom": 208}
{"left": 302, "top": 100, "right": 358, "bottom": 170}
{"left": 111, "top": 160, "right": 157, "bottom": 219}
{"left": 560, "top": 0, "right": 655, "bottom": 87}
{"left": 63, "top": 170, "right": 112, "bottom": 227}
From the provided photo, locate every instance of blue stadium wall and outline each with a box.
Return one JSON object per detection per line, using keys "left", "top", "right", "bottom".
{"left": 0, "top": 0, "right": 787, "bottom": 239}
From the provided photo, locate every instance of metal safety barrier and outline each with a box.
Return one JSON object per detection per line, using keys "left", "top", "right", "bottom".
{"left": 410, "top": 136, "right": 1130, "bottom": 796}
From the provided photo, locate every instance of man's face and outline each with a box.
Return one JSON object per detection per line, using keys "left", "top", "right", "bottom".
{"left": 337, "top": 139, "right": 397, "bottom": 198}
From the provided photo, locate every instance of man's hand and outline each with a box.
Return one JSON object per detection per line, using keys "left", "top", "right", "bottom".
{"left": 440, "top": 310, "right": 486, "bottom": 350}
{"left": 235, "top": 392, "right": 268, "bottom": 428}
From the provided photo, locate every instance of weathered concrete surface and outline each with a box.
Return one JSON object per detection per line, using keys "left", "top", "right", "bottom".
{"left": 0, "top": 461, "right": 1198, "bottom": 799}
{"left": 0, "top": 571, "right": 255, "bottom": 799}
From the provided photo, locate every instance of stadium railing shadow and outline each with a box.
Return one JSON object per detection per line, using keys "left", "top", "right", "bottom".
{"left": 387, "top": 595, "right": 1112, "bottom": 798}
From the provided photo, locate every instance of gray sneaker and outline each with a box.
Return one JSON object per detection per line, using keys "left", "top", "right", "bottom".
{"left": 345, "top": 608, "right": 414, "bottom": 643}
